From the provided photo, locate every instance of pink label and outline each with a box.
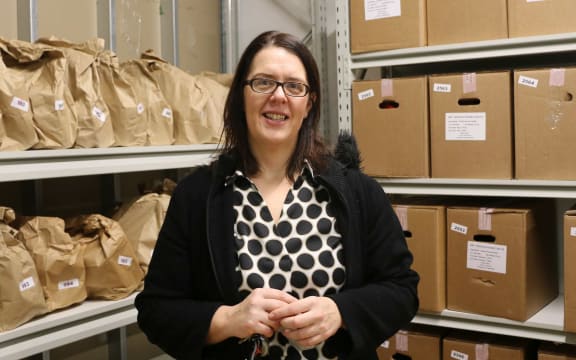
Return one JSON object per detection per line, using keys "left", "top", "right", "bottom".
{"left": 478, "top": 208, "right": 493, "bottom": 231}
{"left": 395, "top": 206, "right": 408, "bottom": 231}
{"left": 475, "top": 343, "right": 489, "bottom": 360}
{"left": 549, "top": 68, "right": 566, "bottom": 87}
{"left": 381, "top": 79, "right": 394, "bottom": 97}
{"left": 395, "top": 333, "right": 408, "bottom": 352}
{"left": 462, "top": 73, "right": 477, "bottom": 94}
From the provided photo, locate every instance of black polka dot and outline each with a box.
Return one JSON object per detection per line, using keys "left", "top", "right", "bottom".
{"left": 242, "top": 205, "right": 256, "bottom": 221}
{"left": 287, "top": 346, "right": 301, "bottom": 359}
{"left": 253, "top": 222, "right": 269, "bottom": 238}
{"left": 291, "top": 271, "right": 308, "bottom": 288}
{"left": 247, "top": 191, "right": 262, "bottom": 206}
{"left": 260, "top": 207, "right": 273, "bottom": 222}
{"left": 293, "top": 177, "right": 304, "bottom": 189}
{"left": 285, "top": 191, "right": 294, "bottom": 204}
{"left": 247, "top": 273, "right": 264, "bottom": 289}
{"left": 337, "top": 249, "right": 345, "bottom": 264}
{"left": 296, "top": 220, "right": 313, "bottom": 235}
{"left": 317, "top": 218, "right": 332, "bottom": 234}
{"left": 266, "top": 239, "right": 283, "bottom": 256}
{"left": 306, "top": 235, "right": 322, "bottom": 251}
{"left": 234, "top": 236, "right": 245, "bottom": 249}
{"left": 312, "top": 270, "right": 329, "bottom": 287}
{"left": 333, "top": 268, "right": 346, "bottom": 285}
{"left": 236, "top": 221, "right": 250, "bottom": 236}
{"left": 302, "top": 348, "right": 319, "bottom": 360}
{"left": 239, "top": 254, "right": 253, "bottom": 270}
{"left": 269, "top": 274, "right": 286, "bottom": 290}
{"left": 326, "top": 202, "right": 337, "bottom": 217}
{"left": 269, "top": 345, "right": 283, "bottom": 358}
{"left": 319, "top": 250, "right": 334, "bottom": 267}
{"left": 236, "top": 178, "right": 252, "bottom": 190}
{"left": 306, "top": 204, "right": 322, "bottom": 219}
{"left": 257, "top": 258, "right": 274, "bottom": 273}
{"left": 286, "top": 238, "right": 302, "bottom": 253}
{"left": 304, "top": 289, "right": 320, "bottom": 297}
{"left": 297, "top": 187, "right": 313, "bottom": 202}
{"left": 325, "top": 287, "right": 337, "bottom": 295}
{"left": 315, "top": 188, "right": 330, "bottom": 203}
{"left": 327, "top": 236, "right": 340, "bottom": 249}
{"left": 232, "top": 191, "right": 243, "bottom": 205}
{"left": 279, "top": 255, "right": 293, "bottom": 271}
{"left": 278, "top": 332, "right": 289, "bottom": 345}
{"left": 275, "top": 221, "right": 292, "bottom": 237}
{"left": 297, "top": 254, "right": 315, "bottom": 269}
{"left": 247, "top": 240, "right": 262, "bottom": 255}
{"left": 287, "top": 203, "right": 303, "bottom": 219}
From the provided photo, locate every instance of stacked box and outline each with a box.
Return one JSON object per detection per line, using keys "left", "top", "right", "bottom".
{"left": 508, "top": 0, "right": 576, "bottom": 38}
{"left": 377, "top": 325, "right": 444, "bottom": 360}
{"left": 443, "top": 331, "right": 536, "bottom": 360}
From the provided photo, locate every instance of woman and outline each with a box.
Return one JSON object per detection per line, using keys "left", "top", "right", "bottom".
{"left": 135, "top": 30, "right": 419, "bottom": 360}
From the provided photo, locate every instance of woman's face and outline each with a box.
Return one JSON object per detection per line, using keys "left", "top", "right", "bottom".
{"left": 243, "top": 46, "right": 312, "bottom": 152}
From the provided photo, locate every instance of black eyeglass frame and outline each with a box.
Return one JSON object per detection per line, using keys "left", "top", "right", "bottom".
{"left": 244, "top": 78, "right": 310, "bottom": 97}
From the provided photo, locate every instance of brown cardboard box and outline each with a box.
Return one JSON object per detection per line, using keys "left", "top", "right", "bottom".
{"left": 377, "top": 325, "right": 444, "bottom": 360}
{"left": 514, "top": 67, "right": 576, "bottom": 180}
{"left": 538, "top": 342, "right": 576, "bottom": 360}
{"left": 349, "top": 0, "right": 427, "bottom": 53}
{"left": 429, "top": 71, "right": 513, "bottom": 179}
{"left": 352, "top": 77, "right": 429, "bottom": 178}
{"left": 392, "top": 203, "right": 446, "bottom": 313}
{"left": 564, "top": 205, "right": 576, "bottom": 332}
{"left": 443, "top": 331, "right": 535, "bottom": 360}
{"left": 446, "top": 199, "right": 558, "bottom": 321}
{"left": 508, "top": 0, "right": 576, "bottom": 38}
{"left": 427, "top": 0, "right": 508, "bottom": 46}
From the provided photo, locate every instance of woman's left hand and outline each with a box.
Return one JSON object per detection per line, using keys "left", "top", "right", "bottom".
{"left": 268, "top": 296, "right": 342, "bottom": 348}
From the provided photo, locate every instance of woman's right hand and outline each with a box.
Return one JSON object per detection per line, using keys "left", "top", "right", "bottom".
{"left": 206, "top": 288, "right": 297, "bottom": 344}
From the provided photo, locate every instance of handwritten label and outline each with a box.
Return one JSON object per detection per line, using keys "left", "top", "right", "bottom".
{"left": 118, "top": 255, "right": 133, "bottom": 266}
{"left": 357, "top": 89, "right": 375, "bottom": 101}
{"left": 58, "top": 278, "right": 80, "bottom": 290}
{"left": 19, "top": 276, "right": 36, "bottom": 292}
{"left": 11, "top": 96, "right": 30, "bottom": 112}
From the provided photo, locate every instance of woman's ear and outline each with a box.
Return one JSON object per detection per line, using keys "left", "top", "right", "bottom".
{"left": 307, "top": 93, "right": 316, "bottom": 114}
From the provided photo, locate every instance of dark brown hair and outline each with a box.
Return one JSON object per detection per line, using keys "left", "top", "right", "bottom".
{"left": 220, "top": 30, "right": 329, "bottom": 179}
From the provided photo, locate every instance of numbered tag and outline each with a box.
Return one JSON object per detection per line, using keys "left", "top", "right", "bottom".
{"left": 19, "top": 276, "right": 36, "bottom": 292}
{"left": 118, "top": 255, "right": 133, "bottom": 266}
{"left": 11, "top": 96, "right": 30, "bottom": 112}
{"left": 58, "top": 278, "right": 80, "bottom": 290}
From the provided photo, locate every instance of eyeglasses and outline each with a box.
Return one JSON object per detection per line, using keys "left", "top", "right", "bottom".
{"left": 244, "top": 78, "right": 310, "bottom": 97}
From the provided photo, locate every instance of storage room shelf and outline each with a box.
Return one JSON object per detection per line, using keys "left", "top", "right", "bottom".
{"left": 413, "top": 296, "right": 576, "bottom": 344}
{"left": 0, "top": 294, "right": 137, "bottom": 360}
{"left": 0, "top": 144, "right": 219, "bottom": 182}
{"left": 378, "top": 178, "right": 576, "bottom": 198}
{"left": 351, "top": 32, "right": 576, "bottom": 68}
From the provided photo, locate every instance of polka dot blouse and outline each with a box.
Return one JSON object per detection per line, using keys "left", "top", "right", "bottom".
{"left": 232, "top": 164, "right": 346, "bottom": 360}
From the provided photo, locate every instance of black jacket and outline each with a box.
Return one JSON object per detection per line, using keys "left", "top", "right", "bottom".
{"left": 135, "top": 134, "right": 419, "bottom": 359}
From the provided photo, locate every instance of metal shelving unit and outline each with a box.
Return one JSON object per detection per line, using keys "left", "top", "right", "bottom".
{"left": 335, "top": 0, "right": 576, "bottom": 345}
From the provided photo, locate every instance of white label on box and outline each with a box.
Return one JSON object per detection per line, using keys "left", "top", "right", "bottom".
{"left": 357, "top": 88, "right": 375, "bottom": 101}
{"left": 380, "top": 340, "right": 390, "bottom": 348}
{"left": 527, "top": 0, "right": 545, "bottom": 2}
{"left": 434, "top": 83, "right": 452, "bottom": 93}
{"left": 451, "top": 350, "right": 469, "bottom": 360}
{"left": 19, "top": 276, "right": 36, "bottom": 292}
{"left": 467, "top": 241, "right": 507, "bottom": 274}
{"left": 445, "top": 112, "right": 486, "bottom": 141}
{"left": 364, "top": 0, "right": 401, "bottom": 21}
{"left": 451, "top": 222, "right": 468, "bottom": 235}
{"left": 162, "top": 107, "right": 173, "bottom": 119}
{"left": 518, "top": 75, "right": 539, "bottom": 88}
{"left": 55, "top": 99, "right": 65, "bottom": 111}
{"left": 137, "top": 102, "right": 145, "bottom": 114}
{"left": 118, "top": 255, "right": 133, "bottom": 266}
{"left": 92, "top": 106, "right": 107, "bottom": 122}
{"left": 570, "top": 226, "right": 576, "bottom": 237}
{"left": 11, "top": 96, "right": 30, "bottom": 112}
{"left": 58, "top": 278, "right": 80, "bottom": 290}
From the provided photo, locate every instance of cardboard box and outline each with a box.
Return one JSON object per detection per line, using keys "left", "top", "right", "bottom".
{"left": 427, "top": 0, "right": 508, "bottom": 45}
{"left": 508, "top": 0, "right": 576, "bottom": 38}
{"left": 392, "top": 203, "right": 446, "bottom": 313}
{"left": 564, "top": 205, "right": 576, "bottom": 332}
{"left": 443, "top": 331, "right": 535, "bottom": 360}
{"left": 514, "top": 67, "right": 576, "bottom": 180}
{"left": 539, "top": 342, "right": 576, "bottom": 360}
{"left": 446, "top": 200, "right": 558, "bottom": 321}
{"left": 429, "top": 71, "right": 513, "bottom": 179}
{"left": 352, "top": 77, "right": 429, "bottom": 178}
{"left": 377, "top": 325, "right": 444, "bottom": 360}
{"left": 349, "top": 0, "right": 427, "bottom": 53}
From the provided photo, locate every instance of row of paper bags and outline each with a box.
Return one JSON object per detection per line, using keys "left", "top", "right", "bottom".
{"left": 0, "top": 36, "right": 232, "bottom": 151}
{"left": 0, "top": 179, "right": 173, "bottom": 332}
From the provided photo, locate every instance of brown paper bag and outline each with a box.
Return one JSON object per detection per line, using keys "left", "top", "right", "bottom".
{"left": 138, "top": 51, "right": 224, "bottom": 144}
{"left": 120, "top": 59, "right": 174, "bottom": 145}
{"left": 66, "top": 214, "right": 143, "bottom": 300}
{"left": 0, "top": 207, "right": 48, "bottom": 332}
{"left": 0, "top": 38, "right": 77, "bottom": 150}
{"left": 96, "top": 50, "right": 146, "bottom": 146}
{"left": 0, "top": 42, "right": 38, "bottom": 150}
{"left": 36, "top": 37, "right": 114, "bottom": 148}
{"left": 17, "top": 216, "right": 87, "bottom": 312}
{"left": 112, "top": 179, "right": 174, "bottom": 274}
